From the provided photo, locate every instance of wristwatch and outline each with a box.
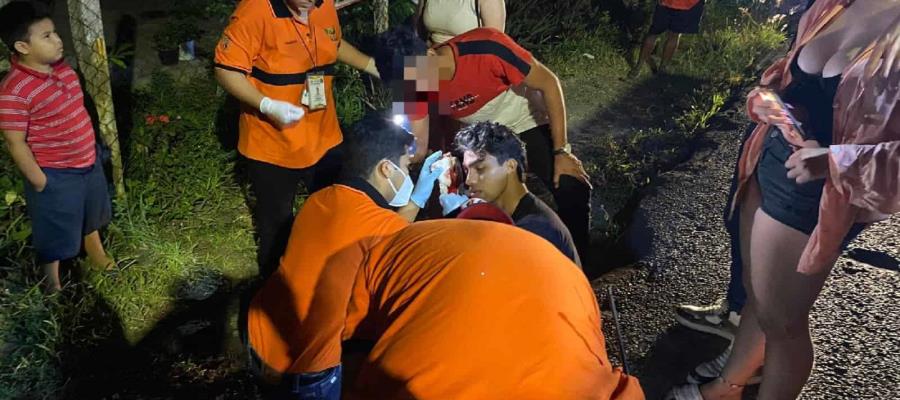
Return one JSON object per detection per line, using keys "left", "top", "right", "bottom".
{"left": 553, "top": 143, "right": 572, "bottom": 156}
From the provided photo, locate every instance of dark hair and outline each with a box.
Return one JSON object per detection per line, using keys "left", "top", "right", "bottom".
{"left": 454, "top": 122, "right": 527, "bottom": 181}
{"left": 373, "top": 24, "right": 428, "bottom": 84}
{"left": 342, "top": 112, "right": 415, "bottom": 179}
{"left": 0, "top": 2, "right": 50, "bottom": 53}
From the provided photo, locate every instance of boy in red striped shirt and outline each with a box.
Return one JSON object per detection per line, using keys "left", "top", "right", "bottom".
{"left": 0, "top": 2, "right": 113, "bottom": 292}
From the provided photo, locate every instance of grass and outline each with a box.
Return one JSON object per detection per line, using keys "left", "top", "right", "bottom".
{"left": 535, "top": 2, "right": 785, "bottom": 233}
{"left": 0, "top": 69, "right": 258, "bottom": 398}
{"left": 0, "top": 1, "right": 786, "bottom": 398}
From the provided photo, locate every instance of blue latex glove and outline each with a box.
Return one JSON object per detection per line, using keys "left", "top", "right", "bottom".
{"left": 410, "top": 150, "right": 445, "bottom": 208}
{"left": 439, "top": 193, "right": 470, "bottom": 216}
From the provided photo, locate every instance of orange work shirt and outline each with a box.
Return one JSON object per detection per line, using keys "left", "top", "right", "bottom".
{"left": 246, "top": 179, "right": 409, "bottom": 374}
{"left": 214, "top": 0, "right": 343, "bottom": 168}
{"left": 342, "top": 220, "right": 645, "bottom": 399}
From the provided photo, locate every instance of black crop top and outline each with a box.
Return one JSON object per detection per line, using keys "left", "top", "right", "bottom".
{"left": 780, "top": 52, "right": 842, "bottom": 146}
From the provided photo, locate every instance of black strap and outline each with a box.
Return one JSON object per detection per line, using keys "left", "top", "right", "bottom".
{"left": 475, "top": 0, "right": 482, "bottom": 27}
{"left": 213, "top": 63, "right": 249, "bottom": 74}
{"left": 455, "top": 40, "right": 530, "bottom": 76}
{"left": 249, "top": 63, "right": 336, "bottom": 86}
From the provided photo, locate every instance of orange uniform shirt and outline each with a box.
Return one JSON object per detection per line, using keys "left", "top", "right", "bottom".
{"left": 215, "top": 0, "right": 343, "bottom": 168}
{"left": 342, "top": 220, "right": 645, "bottom": 399}
{"left": 247, "top": 180, "right": 409, "bottom": 373}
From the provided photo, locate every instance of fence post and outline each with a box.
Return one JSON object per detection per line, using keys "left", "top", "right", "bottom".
{"left": 0, "top": 0, "right": 11, "bottom": 71}
{"left": 66, "top": 0, "right": 126, "bottom": 200}
{"left": 373, "top": 0, "right": 389, "bottom": 33}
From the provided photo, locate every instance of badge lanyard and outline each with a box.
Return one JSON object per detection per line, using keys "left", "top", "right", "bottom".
{"left": 292, "top": 18, "right": 327, "bottom": 111}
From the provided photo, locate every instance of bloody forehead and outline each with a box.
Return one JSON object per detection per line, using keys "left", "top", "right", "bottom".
{"left": 462, "top": 151, "right": 490, "bottom": 169}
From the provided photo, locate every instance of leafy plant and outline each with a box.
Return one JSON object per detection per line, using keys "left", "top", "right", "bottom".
{"left": 107, "top": 43, "right": 135, "bottom": 70}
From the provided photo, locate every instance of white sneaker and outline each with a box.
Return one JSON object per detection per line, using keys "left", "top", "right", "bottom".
{"left": 686, "top": 346, "right": 762, "bottom": 385}
{"left": 664, "top": 383, "right": 703, "bottom": 400}
{"left": 674, "top": 300, "right": 741, "bottom": 341}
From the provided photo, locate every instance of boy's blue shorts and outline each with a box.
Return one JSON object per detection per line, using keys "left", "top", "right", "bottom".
{"left": 24, "top": 157, "right": 111, "bottom": 264}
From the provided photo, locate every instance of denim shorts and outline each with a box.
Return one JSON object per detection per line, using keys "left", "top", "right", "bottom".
{"left": 23, "top": 156, "right": 111, "bottom": 264}
{"left": 756, "top": 131, "right": 867, "bottom": 246}
{"left": 756, "top": 130, "right": 825, "bottom": 235}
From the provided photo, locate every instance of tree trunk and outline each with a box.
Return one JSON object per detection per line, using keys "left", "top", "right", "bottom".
{"left": 0, "top": 0, "right": 11, "bottom": 71}
{"left": 66, "top": 0, "right": 126, "bottom": 200}
{"left": 373, "top": 0, "right": 389, "bottom": 33}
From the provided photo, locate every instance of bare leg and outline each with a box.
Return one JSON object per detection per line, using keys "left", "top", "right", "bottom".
{"left": 701, "top": 179, "right": 764, "bottom": 400}
{"left": 629, "top": 34, "right": 659, "bottom": 77}
{"left": 659, "top": 32, "right": 681, "bottom": 73}
{"left": 750, "top": 210, "right": 831, "bottom": 399}
{"left": 84, "top": 230, "right": 114, "bottom": 270}
{"left": 703, "top": 178, "right": 833, "bottom": 399}
{"left": 42, "top": 260, "right": 61, "bottom": 293}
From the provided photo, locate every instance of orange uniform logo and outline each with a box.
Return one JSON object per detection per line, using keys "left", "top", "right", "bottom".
{"left": 324, "top": 27, "right": 337, "bottom": 41}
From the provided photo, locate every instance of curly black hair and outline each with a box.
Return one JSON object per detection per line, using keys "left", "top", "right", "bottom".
{"left": 454, "top": 122, "right": 527, "bottom": 182}
{"left": 342, "top": 111, "right": 416, "bottom": 179}
{"left": 0, "top": 1, "right": 50, "bottom": 54}
{"left": 373, "top": 24, "right": 428, "bottom": 85}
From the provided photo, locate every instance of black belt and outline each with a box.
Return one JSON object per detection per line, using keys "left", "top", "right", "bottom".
{"left": 250, "top": 64, "right": 336, "bottom": 86}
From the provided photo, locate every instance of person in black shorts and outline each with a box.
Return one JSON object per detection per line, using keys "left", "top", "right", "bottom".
{"left": 629, "top": 0, "right": 705, "bottom": 77}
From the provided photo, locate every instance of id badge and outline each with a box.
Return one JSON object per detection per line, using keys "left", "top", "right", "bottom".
{"left": 306, "top": 73, "right": 327, "bottom": 111}
{"left": 301, "top": 87, "right": 310, "bottom": 107}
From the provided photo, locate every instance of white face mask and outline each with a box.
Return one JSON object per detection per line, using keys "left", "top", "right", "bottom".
{"left": 386, "top": 160, "right": 414, "bottom": 207}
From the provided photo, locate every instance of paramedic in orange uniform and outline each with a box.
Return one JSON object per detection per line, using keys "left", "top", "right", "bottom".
{"left": 244, "top": 112, "right": 445, "bottom": 399}
{"left": 214, "top": 0, "right": 380, "bottom": 277}
{"left": 332, "top": 219, "right": 645, "bottom": 399}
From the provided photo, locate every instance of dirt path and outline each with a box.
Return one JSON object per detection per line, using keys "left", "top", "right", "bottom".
{"left": 590, "top": 105, "right": 900, "bottom": 399}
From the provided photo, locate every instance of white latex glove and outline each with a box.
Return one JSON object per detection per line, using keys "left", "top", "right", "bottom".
{"left": 259, "top": 97, "right": 305, "bottom": 126}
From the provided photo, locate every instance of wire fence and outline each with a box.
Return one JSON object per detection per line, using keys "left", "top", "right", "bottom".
{"left": 66, "top": 0, "right": 125, "bottom": 199}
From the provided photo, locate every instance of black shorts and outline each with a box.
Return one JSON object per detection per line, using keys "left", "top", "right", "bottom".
{"left": 756, "top": 130, "right": 867, "bottom": 245}
{"left": 24, "top": 156, "right": 111, "bottom": 264}
{"left": 648, "top": 1, "right": 705, "bottom": 35}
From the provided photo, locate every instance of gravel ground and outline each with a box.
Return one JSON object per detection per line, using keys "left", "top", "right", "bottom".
{"left": 589, "top": 111, "right": 900, "bottom": 399}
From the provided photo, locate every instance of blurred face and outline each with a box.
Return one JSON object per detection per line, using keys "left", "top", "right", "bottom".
{"left": 402, "top": 55, "right": 441, "bottom": 92}
{"left": 16, "top": 19, "right": 63, "bottom": 65}
{"left": 462, "top": 150, "right": 514, "bottom": 203}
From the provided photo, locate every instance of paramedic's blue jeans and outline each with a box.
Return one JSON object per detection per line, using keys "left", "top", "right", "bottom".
{"left": 266, "top": 365, "right": 342, "bottom": 400}
{"left": 248, "top": 342, "right": 342, "bottom": 400}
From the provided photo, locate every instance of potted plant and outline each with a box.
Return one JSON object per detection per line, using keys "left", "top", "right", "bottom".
{"left": 153, "top": 19, "right": 202, "bottom": 65}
